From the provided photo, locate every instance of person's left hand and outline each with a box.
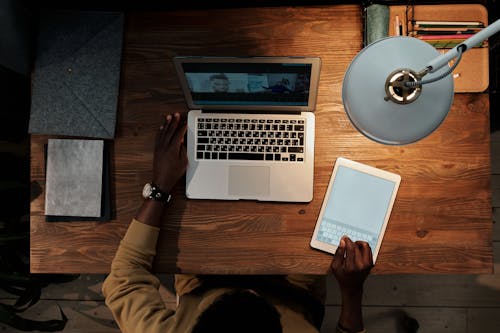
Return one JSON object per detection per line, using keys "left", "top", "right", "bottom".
{"left": 152, "top": 112, "right": 188, "bottom": 193}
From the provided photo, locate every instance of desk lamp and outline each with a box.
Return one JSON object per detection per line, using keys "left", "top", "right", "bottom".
{"left": 342, "top": 19, "right": 500, "bottom": 145}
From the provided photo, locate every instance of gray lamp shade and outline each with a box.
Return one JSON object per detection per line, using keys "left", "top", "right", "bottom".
{"left": 342, "top": 36, "right": 454, "bottom": 145}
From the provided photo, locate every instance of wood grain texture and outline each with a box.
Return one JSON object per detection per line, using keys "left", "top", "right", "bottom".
{"left": 494, "top": 209, "right": 500, "bottom": 241}
{"left": 30, "top": 5, "right": 492, "bottom": 274}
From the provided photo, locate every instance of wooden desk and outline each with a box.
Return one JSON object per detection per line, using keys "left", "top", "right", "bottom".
{"left": 30, "top": 5, "right": 492, "bottom": 274}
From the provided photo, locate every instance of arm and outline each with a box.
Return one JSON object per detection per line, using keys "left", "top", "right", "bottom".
{"left": 331, "top": 237, "right": 374, "bottom": 333}
{"left": 102, "top": 113, "right": 188, "bottom": 333}
{"left": 136, "top": 112, "right": 188, "bottom": 227}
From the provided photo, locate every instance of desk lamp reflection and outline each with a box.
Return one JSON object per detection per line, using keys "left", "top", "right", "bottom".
{"left": 342, "top": 19, "right": 500, "bottom": 145}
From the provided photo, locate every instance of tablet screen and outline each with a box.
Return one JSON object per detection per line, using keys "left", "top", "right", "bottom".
{"left": 315, "top": 165, "right": 397, "bottom": 250}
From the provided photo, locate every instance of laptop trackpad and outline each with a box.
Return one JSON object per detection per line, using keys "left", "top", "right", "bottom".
{"left": 228, "top": 166, "right": 270, "bottom": 198}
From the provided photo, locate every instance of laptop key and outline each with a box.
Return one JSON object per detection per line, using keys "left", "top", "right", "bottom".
{"left": 266, "top": 154, "right": 273, "bottom": 161}
{"left": 288, "top": 146, "right": 303, "bottom": 153}
{"left": 228, "top": 153, "right": 264, "bottom": 160}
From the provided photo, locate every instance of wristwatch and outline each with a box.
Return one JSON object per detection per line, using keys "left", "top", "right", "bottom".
{"left": 142, "top": 183, "right": 171, "bottom": 204}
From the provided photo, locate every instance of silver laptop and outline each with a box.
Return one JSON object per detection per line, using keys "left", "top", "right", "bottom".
{"left": 173, "top": 56, "right": 321, "bottom": 202}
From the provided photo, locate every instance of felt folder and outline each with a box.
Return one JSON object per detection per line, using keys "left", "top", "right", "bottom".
{"left": 29, "top": 11, "right": 124, "bottom": 138}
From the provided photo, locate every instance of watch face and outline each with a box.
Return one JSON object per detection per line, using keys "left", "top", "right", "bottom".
{"left": 142, "top": 183, "right": 153, "bottom": 198}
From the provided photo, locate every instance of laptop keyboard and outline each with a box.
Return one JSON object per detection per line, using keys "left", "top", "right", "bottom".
{"left": 195, "top": 116, "right": 306, "bottom": 162}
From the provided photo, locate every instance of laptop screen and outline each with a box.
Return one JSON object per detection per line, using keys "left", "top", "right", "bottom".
{"left": 174, "top": 57, "right": 321, "bottom": 111}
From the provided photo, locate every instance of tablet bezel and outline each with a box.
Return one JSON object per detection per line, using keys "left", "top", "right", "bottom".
{"left": 310, "top": 157, "right": 401, "bottom": 262}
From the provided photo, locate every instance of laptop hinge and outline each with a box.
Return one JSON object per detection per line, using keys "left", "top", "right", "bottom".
{"left": 200, "top": 109, "right": 303, "bottom": 115}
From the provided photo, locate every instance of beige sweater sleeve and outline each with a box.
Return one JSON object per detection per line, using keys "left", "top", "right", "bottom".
{"left": 102, "top": 219, "right": 176, "bottom": 333}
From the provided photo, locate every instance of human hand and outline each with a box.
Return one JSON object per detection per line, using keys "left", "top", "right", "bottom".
{"left": 152, "top": 113, "right": 188, "bottom": 194}
{"left": 331, "top": 236, "right": 374, "bottom": 296}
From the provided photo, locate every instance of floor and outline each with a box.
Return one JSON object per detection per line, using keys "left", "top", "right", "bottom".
{"left": 0, "top": 131, "right": 497, "bottom": 332}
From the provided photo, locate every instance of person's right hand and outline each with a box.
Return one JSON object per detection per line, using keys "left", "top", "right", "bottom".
{"left": 330, "top": 236, "right": 374, "bottom": 295}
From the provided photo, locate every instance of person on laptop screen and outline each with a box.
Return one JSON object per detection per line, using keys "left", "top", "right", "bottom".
{"left": 102, "top": 113, "right": 374, "bottom": 333}
{"left": 209, "top": 73, "right": 230, "bottom": 92}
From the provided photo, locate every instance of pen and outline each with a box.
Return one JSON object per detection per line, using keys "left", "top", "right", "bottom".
{"left": 395, "top": 15, "right": 402, "bottom": 36}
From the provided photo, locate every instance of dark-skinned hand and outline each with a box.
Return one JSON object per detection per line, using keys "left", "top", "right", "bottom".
{"left": 152, "top": 112, "right": 188, "bottom": 193}
{"left": 331, "top": 236, "right": 374, "bottom": 295}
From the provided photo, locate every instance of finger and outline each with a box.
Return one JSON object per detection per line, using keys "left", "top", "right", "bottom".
{"left": 159, "top": 114, "right": 173, "bottom": 143}
{"left": 155, "top": 124, "right": 162, "bottom": 149}
{"left": 353, "top": 241, "right": 364, "bottom": 270}
{"left": 180, "top": 147, "right": 189, "bottom": 170}
{"left": 156, "top": 114, "right": 170, "bottom": 145}
{"left": 163, "top": 113, "right": 181, "bottom": 144}
{"left": 344, "top": 236, "right": 356, "bottom": 268}
{"left": 172, "top": 119, "right": 188, "bottom": 148}
{"left": 356, "top": 241, "right": 372, "bottom": 267}
{"left": 368, "top": 244, "right": 374, "bottom": 268}
{"left": 332, "top": 238, "right": 346, "bottom": 271}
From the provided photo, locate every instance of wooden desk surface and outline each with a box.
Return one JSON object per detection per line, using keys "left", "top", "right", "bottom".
{"left": 30, "top": 5, "right": 492, "bottom": 274}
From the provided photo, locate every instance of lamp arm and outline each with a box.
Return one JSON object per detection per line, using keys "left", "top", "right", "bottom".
{"left": 421, "top": 19, "right": 500, "bottom": 75}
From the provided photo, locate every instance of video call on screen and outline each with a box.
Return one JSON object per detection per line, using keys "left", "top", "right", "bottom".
{"left": 182, "top": 63, "right": 312, "bottom": 106}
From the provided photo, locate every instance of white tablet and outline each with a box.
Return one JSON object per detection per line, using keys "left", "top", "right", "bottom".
{"left": 310, "top": 157, "right": 401, "bottom": 262}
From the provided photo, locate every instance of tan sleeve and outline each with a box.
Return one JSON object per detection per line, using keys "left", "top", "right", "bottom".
{"left": 102, "top": 219, "right": 176, "bottom": 333}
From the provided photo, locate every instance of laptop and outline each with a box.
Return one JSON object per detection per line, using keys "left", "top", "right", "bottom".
{"left": 173, "top": 56, "right": 321, "bottom": 202}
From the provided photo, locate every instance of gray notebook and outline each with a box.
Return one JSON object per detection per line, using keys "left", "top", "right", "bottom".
{"left": 29, "top": 11, "right": 124, "bottom": 139}
{"left": 45, "top": 139, "right": 104, "bottom": 217}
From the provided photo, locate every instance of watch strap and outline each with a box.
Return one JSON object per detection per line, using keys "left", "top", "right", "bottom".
{"left": 147, "top": 183, "right": 171, "bottom": 204}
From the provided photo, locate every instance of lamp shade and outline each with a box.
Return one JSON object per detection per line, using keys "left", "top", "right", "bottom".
{"left": 342, "top": 36, "right": 454, "bottom": 145}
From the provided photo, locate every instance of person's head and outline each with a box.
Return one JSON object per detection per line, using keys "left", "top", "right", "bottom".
{"left": 191, "top": 289, "right": 282, "bottom": 333}
{"left": 209, "top": 73, "right": 229, "bottom": 92}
